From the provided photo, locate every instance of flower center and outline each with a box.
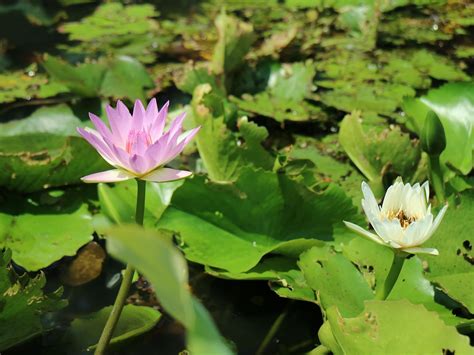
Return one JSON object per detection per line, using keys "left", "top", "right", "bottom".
{"left": 125, "top": 130, "right": 152, "bottom": 154}
{"left": 387, "top": 209, "right": 416, "bottom": 229}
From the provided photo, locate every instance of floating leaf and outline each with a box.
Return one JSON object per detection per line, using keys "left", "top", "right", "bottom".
{"left": 191, "top": 84, "right": 273, "bottom": 182}
{"left": 42, "top": 55, "right": 105, "bottom": 97}
{"left": 0, "top": 192, "right": 93, "bottom": 271}
{"left": 299, "top": 246, "right": 373, "bottom": 317}
{"left": 98, "top": 179, "right": 184, "bottom": 227}
{"left": 157, "top": 168, "right": 360, "bottom": 273}
{"left": 0, "top": 70, "right": 68, "bottom": 104}
{"left": 211, "top": 11, "right": 256, "bottom": 75}
{"left": 100, "top": 56, "right": 154, "bottom": 101}
{"left": 0, "top": 250, "right": 66, "bottom": 351}
{"left": 326, "top": 300, "right": 472, "bottom": 354}
{"left": 420, "top": 191, "right": 474, "bottom": 313}
{"left": 63, "top": 305, "right": 161, "bottom": 352}
{"left": 339, "top": 111, "right": 422, "bottom": 195}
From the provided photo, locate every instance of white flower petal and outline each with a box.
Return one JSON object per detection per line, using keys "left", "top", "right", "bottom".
{"left": 402, "top": 247, "right": 439, "bottom": 256}
{"left": 420, "top": 204, "right": 448, "bottom": 244}
{"left": 370, "top": 219, "right": 403, "bottom": 248}
{"left": 402, "top": 214, "right": 433, "bottom": 246}
{"left": 343, "top": 221, "right": 385, "bottom": 245}
{"left": 422, "top": 181, "right": 430, "bottom": 201}
{"left": 381, "top": 181, "right": 403, "bottom": 214}
{"left": 361, "top": 182, "right": 380, "bottom": 222}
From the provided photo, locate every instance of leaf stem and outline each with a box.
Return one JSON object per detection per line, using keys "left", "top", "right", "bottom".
{"left": 95, "top": 179, "right": 146, "bottom": 355}
{"left": 375, "top": 251, "right": 406, "bottom": 300}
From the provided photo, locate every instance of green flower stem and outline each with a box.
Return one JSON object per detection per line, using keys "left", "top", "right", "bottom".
{"left": 428, "top": 155, "right": 445, "bottom": 203}
{"left": 375, "top": 251, "right": 406, "bottom": 300}
{"left": 95, "top": 179, "right": 146, "bottom": 355}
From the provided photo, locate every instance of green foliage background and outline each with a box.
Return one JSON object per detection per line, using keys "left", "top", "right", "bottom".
{"left": 0, "top": 0, "right": 473, "bottom": 353}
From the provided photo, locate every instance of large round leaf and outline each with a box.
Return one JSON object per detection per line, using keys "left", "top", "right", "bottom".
{"left": 157, "top": 168, "right": 361, "bottom": 273}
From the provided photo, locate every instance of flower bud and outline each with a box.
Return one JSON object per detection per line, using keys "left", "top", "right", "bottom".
{"left": 421, "top": 111, "right": 446, "bottom": 156}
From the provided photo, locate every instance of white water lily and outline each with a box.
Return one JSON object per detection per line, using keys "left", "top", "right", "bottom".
{"left": 344, "top": 180, "right": 448, "bottom": 255}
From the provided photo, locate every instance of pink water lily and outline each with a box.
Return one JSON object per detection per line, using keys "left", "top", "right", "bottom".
{"left": 77, "top": 99, "right": 200, "bottom": 183}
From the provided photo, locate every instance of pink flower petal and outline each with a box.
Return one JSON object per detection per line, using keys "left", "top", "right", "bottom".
{"left": 106, "top": 104, "right": 126, "bottom": 143}
{"left": 149, "top": 101, "right": 169, "bottom": 142}
{"left": 81, "top": 169, "right": 135, "bottom": 183}
{"left": 77, "top": 127, "right": 117, "bottom": 166}
{"left": 89, "top": 113, "right": 113, "bottom": 140}
{"left": 141, "top": 168, "right": 192, "bottom": 182}
{"left": 160, "top": 127, "right": 201, "bottom": 165}
{"left": 132, "top": 99, "right": 146, "bottom": 131}
{"left": 145, "top": 98, "right": 158, "bottom": 126}
{"left": 166, "top": 112, "right": 186, "bottom": 143}
{"left": 129, "top": 154, "right": 150, "bottom": 174}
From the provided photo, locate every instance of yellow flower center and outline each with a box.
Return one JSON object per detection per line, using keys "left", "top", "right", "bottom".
{"left": 387, "top": 210, "right": 416, "bottom": 229}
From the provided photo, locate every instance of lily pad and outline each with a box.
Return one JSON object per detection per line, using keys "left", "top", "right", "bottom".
{"left": 59, "top": 3, "right": 161, "bottom": 63}
{"left": 157, "top": 167, "right": 360, "bottom": 273}
{"left": 299, "top": 246, "right": 373, "bottom": 317}
{"left": 339, "top": 111, "right": 422, "bottom": 195}
{"left": 191, "top": 84, "right": 273, "bottom": 182}
{"left": 0, "top": 250, "right": 66, "bottom": 351}
{"left": 0, "top": 70, "right": 68, "bottom": 104}
{"left": 326, "top": 300, "right": 472, "bottom": 354}
{"left": 420, "top": 190, "right": 474, "bottom": 313}
{"left": 63, "top": 305, "right": 161, "bottom": 352}
{"left": 0, "top": 191, "right": 94, "bottom": 271}
{"left": 211, "top": 11, "right": 256, "bottom": 76}
{"left": 98, "top": 179, "right": 184, "bottom": 228}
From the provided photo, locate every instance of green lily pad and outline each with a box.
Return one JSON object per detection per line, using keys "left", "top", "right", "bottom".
{"left": 98, "top": 179, "right": 184, "bottom": 228}
{"left": 0, "top": 104, "right": 82, "bottom": 137}
{"left": 206, "top": 256, "right": 316, "bottom": 303}
{"left": 191, "top": 84, "right": 273, "bottom": 182}
{"left": 0, "top": 133, "right": 109, "bottom": 193}
{"left": 63, "top": 305, "right": 161, "bottom": 352}
{"left": 0, "top": 250, "right": 66, "bottom": 351}
{"left": 0, "top": 70, "right": 68, "bottom": 104}
{"left": 211, "top": 11, "right": 256, "bottom": 76}
{"left": 106, "top": 225, "right": 233, "bottom": 355}
{"left": 326, "top": 300, "right": 472, "bottom": 354}
{"left": 342, "top": 237, "right": 465, "bottom": 326}
{"left": 231, "top": 61, "right": 325, "bottom": 122}
{"left": 157, "top": 168, "right": 360, "bottom": 273}
{"left": 339, "top": 111, "right": 422, "bottom": 195}
{"left": 419, "top": 191, "right": 474, "bottom": 313}
{"left": 59, "top": 3, "right": 161, "bottom": 63}
{"left": 0, "top": 192, "right": 93, "bottom": 271}
{"left": 42, "top": 55, "right": 106, "bottom": 97}
{"left": 100, "top": 56, "right": 154, "bottom": 102}
{"left": 299, "top": 246, "right": 374, "bottom": 317}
